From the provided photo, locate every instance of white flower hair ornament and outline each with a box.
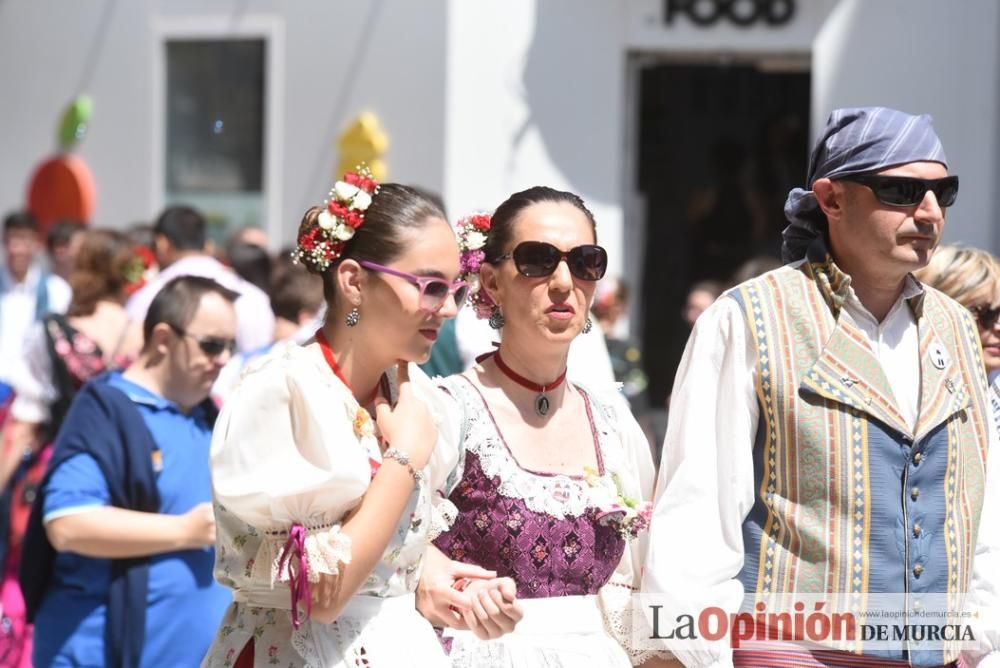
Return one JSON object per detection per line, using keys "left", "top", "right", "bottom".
{"left": 292, "top": 166, "right": 380, "bottom": 273}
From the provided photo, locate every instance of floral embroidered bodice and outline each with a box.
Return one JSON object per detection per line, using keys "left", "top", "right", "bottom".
{"left": 433, "top": 376, "right": 629, "bottom": 598}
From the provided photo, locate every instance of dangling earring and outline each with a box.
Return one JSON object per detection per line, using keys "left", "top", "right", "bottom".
{"left": 488, "top": 305, "right": 505, "bottom": 330}
{"left": 345, "top": 306, "right": 360, "bottom": 327}
{"left": 582, "top": 317, "right": 593, "bottom": 334}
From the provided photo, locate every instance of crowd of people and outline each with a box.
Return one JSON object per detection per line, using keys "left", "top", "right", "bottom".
{"left": 0, "top": 105, "right": 998, "bottom": 668}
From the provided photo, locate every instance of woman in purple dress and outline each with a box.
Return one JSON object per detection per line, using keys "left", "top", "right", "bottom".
{"left": 419, "top": 188, "right": 657, "bottom": 667}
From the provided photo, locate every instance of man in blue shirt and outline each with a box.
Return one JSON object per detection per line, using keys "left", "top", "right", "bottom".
{"left": 22, "top": 275, "right": 238, "bottom": 667}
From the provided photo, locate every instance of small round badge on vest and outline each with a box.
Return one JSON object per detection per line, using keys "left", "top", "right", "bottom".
{"left": 929, "top": 343, "right": 950, "bottom": 370}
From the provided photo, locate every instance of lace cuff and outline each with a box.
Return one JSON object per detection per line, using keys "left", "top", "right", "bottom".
{"left": 598, "top": 576, "right": 658, "bottom": 666}
{"left": 428, "top": 494, "right": 459, "bottom": 541}
{"left": 252, "top": 524, "right": 353, "bottom": 585}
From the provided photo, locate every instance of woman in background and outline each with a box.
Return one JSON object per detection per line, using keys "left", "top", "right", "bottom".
{"left": 915, "top": 243, "right": 1000, "bottom": 433}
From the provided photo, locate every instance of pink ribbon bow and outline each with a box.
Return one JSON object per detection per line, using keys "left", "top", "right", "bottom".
{"left": 277, "top": 523, "right": 312, "bottom": 629}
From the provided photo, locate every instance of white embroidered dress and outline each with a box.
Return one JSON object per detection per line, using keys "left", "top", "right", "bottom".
{"left": 202, "top": 342, "right": 458, "bottom": 668}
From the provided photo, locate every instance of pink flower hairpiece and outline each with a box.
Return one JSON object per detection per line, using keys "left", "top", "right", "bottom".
{"left": 456, "top": 213, "right": 494, "bottom": 319}
{"left": 292, "top": 166, "right": 380, "bottom": 272}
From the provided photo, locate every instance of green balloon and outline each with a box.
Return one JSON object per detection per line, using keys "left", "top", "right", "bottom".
{"left": 58, "top": 95, "right": 93, "bottom": 150}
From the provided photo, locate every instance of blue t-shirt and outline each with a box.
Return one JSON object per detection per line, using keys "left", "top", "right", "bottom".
{"left": 33, "top": 373, "right": 230, "bottom": 667}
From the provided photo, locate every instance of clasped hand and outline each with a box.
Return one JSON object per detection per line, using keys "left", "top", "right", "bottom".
{"left": 417, "top": 546, "right": 523, "bottom": 640}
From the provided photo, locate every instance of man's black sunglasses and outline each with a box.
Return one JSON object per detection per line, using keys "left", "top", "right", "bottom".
{"left": 168, "top": 323, "right": 237, "bottom": 357}
{"left": 840, "top": 175, "right": 959, "bottom": 208}
{"left": 495, "top": 241, "right": 608, "bottom": 281}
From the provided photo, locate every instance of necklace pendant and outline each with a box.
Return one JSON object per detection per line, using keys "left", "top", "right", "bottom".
{"left": 535, "top": 392, "right": 550, "bottom": 417}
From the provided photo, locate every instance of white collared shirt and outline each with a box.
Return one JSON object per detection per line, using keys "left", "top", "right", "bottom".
{"left": 839, "top": 276, "right": 924, "bottom": 430}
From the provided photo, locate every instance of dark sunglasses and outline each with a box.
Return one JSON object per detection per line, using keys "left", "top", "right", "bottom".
{"left": 168, "top": 323, "right": 237, "bottom": 358}
{"left": 970, "top": 304, "right": 1000, "bottom": 330}
{"left": 495, "top": 241, "right": 608, "bottom": 281}
{"left": 840, "top": 175, "right": 959, "bottom": 208}
{"left": 359, "top": 261, "right": 469, "bottom": 312}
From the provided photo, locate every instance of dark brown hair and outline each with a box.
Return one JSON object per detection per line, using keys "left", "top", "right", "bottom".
{"left": 142, "top": 276, "right": 239, "bottom": 351}
{"left": 296, "top": 183, "right": 446, "bottom": 302}
{"left": 270, "top": 264, "right": 324, "bottom": 322}
{"left": 67, "top": 229, "right": 138, "bottom": 317}
{"left": 483, "top": 186, "right": 597, "bottom": 263}
{"left": 2, "top": 211, "right": 38, "bottom": 236}
{"left": 154, "top": 205, "right": 207, "bottom": 251}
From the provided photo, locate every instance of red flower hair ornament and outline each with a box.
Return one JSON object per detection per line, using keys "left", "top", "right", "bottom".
{"left": 292, "top": 166, "right": 380, "bottom": 273}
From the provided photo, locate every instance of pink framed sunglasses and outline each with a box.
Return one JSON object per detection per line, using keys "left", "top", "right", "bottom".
{"left": 360, "top": 261, "right": 469, "bottom": 312}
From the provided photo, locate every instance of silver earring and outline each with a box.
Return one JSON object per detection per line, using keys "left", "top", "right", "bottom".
{"left": 488, "top": 306, "right": 505, "bottom": 330}
{"left": 345, "top": 307, "right": 360, "bottom": 327}
{"left": 582, "top": 317, "right": 593, "bottom": 334}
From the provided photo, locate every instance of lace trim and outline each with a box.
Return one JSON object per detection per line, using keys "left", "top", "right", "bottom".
{"left": 251, "top": 524, "right": 353, "bottom": 585}
{"left": 442, "top": 376, "right": 634, "bottom": 519}
{"left": 427, "top": 495, "right": 459, "bottom": 541}
{"left": 599, "top": 578, "right": 657, "bottom": 665}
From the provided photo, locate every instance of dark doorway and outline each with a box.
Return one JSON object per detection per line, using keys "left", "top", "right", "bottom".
{"left": 636, "top": 60, "right": 810, "bottom": 407}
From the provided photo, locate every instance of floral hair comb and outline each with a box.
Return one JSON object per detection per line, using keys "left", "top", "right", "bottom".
{"left": 293, "top": 166, "right": 379, "bottom": 273}
{"left": 455, "top": 213, "right": 494, "bottom": 318}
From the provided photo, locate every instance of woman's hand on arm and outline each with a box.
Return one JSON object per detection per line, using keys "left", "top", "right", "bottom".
{"left": 416, "top": 544, "right": 497, "bottom": 628}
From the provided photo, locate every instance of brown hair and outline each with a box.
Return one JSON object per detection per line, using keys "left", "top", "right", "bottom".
{"left": 270, "top": 264, "right": 324, "bottom": 322}
{"left": 296, "top": 183, "right": 446, "bottom": 302}
{"left": 914, "top": 244, "right": 1000, "bottom": 310}
{"left": 482, "top": 186, "right": 597, "bottom": 263}
{"left": 67, "top": 229, "right": 138, "bottom": 317}
{"left": 142, "top": 276, "right": 239, "bottom": 351}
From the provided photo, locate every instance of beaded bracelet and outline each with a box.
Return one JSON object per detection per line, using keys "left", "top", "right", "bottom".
{"left": 382, "top": 448, "right": 423, "bottom": 484}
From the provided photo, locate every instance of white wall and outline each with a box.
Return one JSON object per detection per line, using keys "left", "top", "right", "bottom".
{"left": 0, "top": 0, "right": 448, "bottom": 249}
{"left": 813, "top": 0, "right": 1000, "bottom": 254}
{"left": 3, "top": 0, "right": 997, "bottom": 263}
{"left": 443, "top": 0, "right": 628, "bottom": 278}
{"left": 624, "top": 0, "right": 838, "bottom": 52}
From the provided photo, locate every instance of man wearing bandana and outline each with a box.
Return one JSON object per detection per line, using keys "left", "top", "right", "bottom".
{"left": 644, "top": 108, "right": 1000, "bottom": 667}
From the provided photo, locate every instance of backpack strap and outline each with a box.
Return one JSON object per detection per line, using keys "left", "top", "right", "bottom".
{"left": 42, "top": 314, "right": 80, "bottom": 441}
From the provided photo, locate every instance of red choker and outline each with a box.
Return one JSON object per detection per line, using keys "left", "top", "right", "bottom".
{"left": 315, "top": 329, "right": 380, "bottom": 406}
{"left": 491, "top": 349, "right": 567, "bottom": 417}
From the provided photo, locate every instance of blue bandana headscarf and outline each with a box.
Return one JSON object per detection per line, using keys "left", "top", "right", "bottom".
{"left": 781, "top": 107, "right": 948, "bottom": 262}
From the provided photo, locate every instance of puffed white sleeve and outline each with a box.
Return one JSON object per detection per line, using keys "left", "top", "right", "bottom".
{"left": 210, "top": 353, "right": 370, "bottom": 585}
{"left": 597, "top": 389, "right": 658, "bottom": 664}
{"left": 640, "top": 296, "right": 758, "bottom": 668}
{"left": 961, "top": 405, "right": 1000, "bottom": 667}
{"left": 411, "top": 365, "right": 463, "bottom": 540}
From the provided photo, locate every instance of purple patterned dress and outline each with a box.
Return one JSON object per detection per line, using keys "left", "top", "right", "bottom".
{"left": 433, "top": 376, "right": 654, "bottom": 667}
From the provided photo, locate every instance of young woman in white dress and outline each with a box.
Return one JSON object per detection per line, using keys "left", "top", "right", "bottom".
{"left": 202, "top": 172, "right": 506, "bottom": 667}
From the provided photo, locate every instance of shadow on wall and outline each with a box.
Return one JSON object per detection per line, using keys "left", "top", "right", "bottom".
{"left": 514, "top": 0, "right": 619, "bottom": 202}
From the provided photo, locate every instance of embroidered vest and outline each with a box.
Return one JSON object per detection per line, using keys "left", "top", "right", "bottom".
{"left": 727, "top": 252, "right": 990, "bottom": 665}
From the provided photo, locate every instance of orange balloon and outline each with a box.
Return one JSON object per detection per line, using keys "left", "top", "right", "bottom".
{"left": 26, "top": 154, "right": 96, "bottom": 235}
